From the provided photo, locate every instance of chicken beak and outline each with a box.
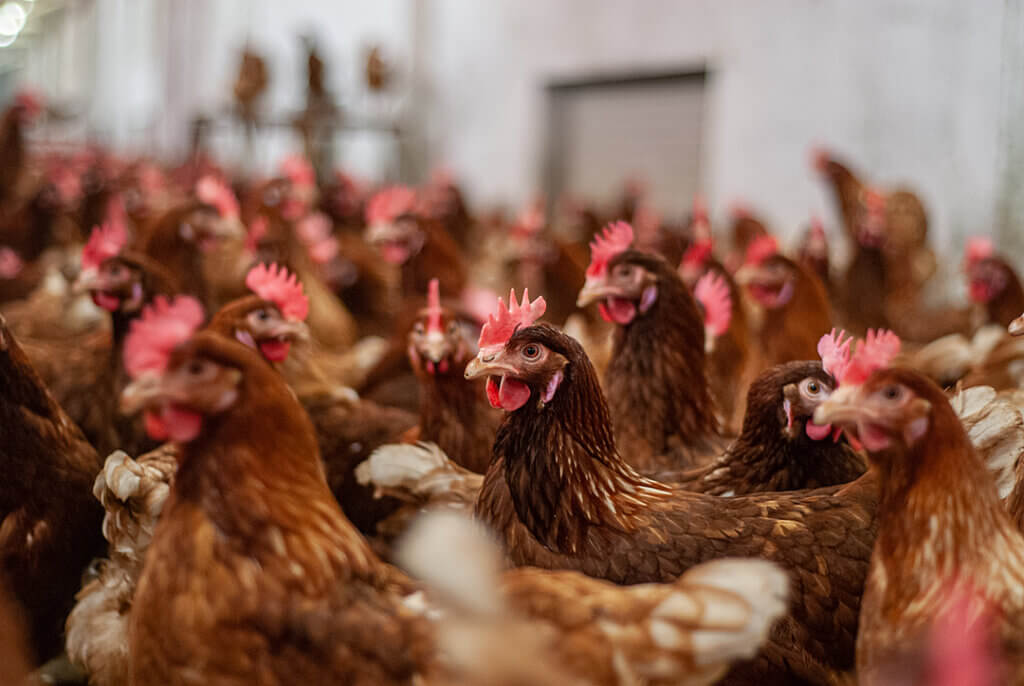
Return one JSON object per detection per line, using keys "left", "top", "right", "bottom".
{"left": 421, "top": 330, "right": 450, "bottom": 364}
{"left": 733, "top": 264, "right": 758, "bottom": 286}
{"left": 214, "top": 216, "right": 246, "bottom": 240}
{"left": 576, "top": 276, "right": 614, "bottom": 307}
{"left": 464, "top": 351, "right": 517, "bottom": 380}
{"left": 269, "top": 319, "right": 310, "bottom": 343}
{"left": 364, "top": 220, "right": 400, "bottom": 245}
{"left": 1010, "top": 314, "right": 1024, "bottom": 337}
{"left": 72, "top": 268, "right": 104, "bottom": 294}
{"left": 813, "top": 385, "right": 863, "bottom": 427}
{"left": 120, "top": 373, "right": 167, "bottom": 415}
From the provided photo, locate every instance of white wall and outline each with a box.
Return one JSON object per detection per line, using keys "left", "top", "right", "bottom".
{"left": 16, "top": 0, "right": 1018, "bottom": 254}
{"left": 420, "top": 0, "right": 1008, "bottom": 252}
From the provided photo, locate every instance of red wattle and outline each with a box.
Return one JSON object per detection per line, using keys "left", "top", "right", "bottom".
{"left": 259, "top": 340, "right": 292, "bottom": 362}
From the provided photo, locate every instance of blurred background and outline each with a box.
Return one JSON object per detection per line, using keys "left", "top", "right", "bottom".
{"left": 2, "top": 0, "right": 1021, "bottom": 252}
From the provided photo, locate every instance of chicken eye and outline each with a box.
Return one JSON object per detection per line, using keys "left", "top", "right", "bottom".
{"left": 882, "top": 385, "right": 902, "bottom": 401}
{"left": 616, "top": 265, "right": 633, "bottom": 278}
{"left": 256, "top": 309, "right": 270, "bottom": 321}
{"left": 805, "top": 380, "right": 820, "bottom": 395}
{"left": 413, "top": 322, "right": 425, "bottom": 335}
{"left": 523, "top": 344, "right": 540, "bottom": 359}
{"left": 447, "top": 322, "right": 459, "bottom": 335}
{"left": 187, "top": 361, "right": 207, "bottom": 376}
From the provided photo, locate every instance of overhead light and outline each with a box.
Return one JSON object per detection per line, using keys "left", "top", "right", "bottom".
{"left": 0, "top": 3, "right": 27, "bottom": 37}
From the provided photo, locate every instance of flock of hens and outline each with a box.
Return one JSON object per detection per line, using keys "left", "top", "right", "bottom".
{"left": 3, "top": 86, "right": 1024, "bottom": 686}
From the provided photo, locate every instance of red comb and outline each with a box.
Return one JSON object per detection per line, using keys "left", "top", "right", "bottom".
{"left": 426, "top": 278, "right": 443, "bottom": 334}
{"left": 817, "top": 328, "right": 853, "bottom": 381}
{"left": 280, "top": 155, "right": 315, "bottom": 188}
{"left": 477, "top": 288, "right": 547, "bottom": 354}
{"left": 681, "top": 239, "right": 714, "bottom": 269}
{"left": 586, "top": 221, "right": 634, "bottom": 277}
{"left": 862, "top": 187, "right": 886, "bottom": 211}
{"left": 245, "top": 263, "right": 309, "bottom": 322}
{"left": 744, "top": 235, "right": 779, "bottom": 266}
{"left": 15, "top": 90, "right": 43, "bottom": 119}
{"left": 694, "top": 271, "right": 732, "bottom": 337}
{"left": 366, "top": 186, "right": 418, "bottom": 225}
{"left": 123, "top": 296, "right": 205, "bottom": 379}
{"left": 841, "top": 329, "right": 901, "bottom": 386}
{"left": 196, "top": 175, "right": 239, "bottom": 220}
{"left": 965, "top": 237, "right": 994, "bottom": 268}
{"left": 81, "top": 221, "right": 127, "bottom": 271}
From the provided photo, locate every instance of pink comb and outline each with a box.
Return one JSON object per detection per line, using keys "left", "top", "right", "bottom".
{"left": 965, "top": 237, "right": 994, "bottom": 268}
{"left": 280, "top": 155, "right": 315, "bottom": 188}
{"left": 744, "top": 235, "right": 779, "bottom": 266}
{"left": 841, "top": 329, "right": 901, "bottom": 386}
{"left": 426, "top": 278, "right": 443, "bottom": 334}
{"left": 810, "top": 146, "right": 829, "bottom": 172}
{"left": 123, "top": 296, "right": 205, "bottom": 379}
{"left": 809, "top": 216, "right": 825, "bottom": 239}
{"left": 817, "top": 328, "right": 853, "bottom": 381}
{"left": 477, "top": 288, "right": 547, "bottom": 355}
{"left": 296, "top": 212, "right": 332, "bottom": 245}
{"left": 196, "top": 175, "right": 239, "bottom": 220}
{"left": 245, "top": 215, "right": 269, "bottom": 256}
{"left": 366, "top": 186, "right": 418, "bottom": 225}
{"left": 694, "top": 272, "right": 732, "bottom": 337}
{"left": 245, "top": 263, "right": 309, "bottom": 322}
{"left": 81, "top": 221, "right": 128, "bottom": 271}
{"left": 692, "top": 194, "right": 708, "bottom": 223}
{"left": 586, "top": 221, "right": 634, "bottom": 277}
{"left": 515, "top": 201, "right": 545, "bottom": 236}
{"left": 862, "top": 187, "right": 886, "bottom": 211}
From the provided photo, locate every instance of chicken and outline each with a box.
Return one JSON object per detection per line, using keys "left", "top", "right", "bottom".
{"left": 813, "top": 148, "right": 937, "bottom": 338}
{"left": 114, "top": 297, "right": 787, "bottom": 686}
{"left": 679, "top": 221, "right": 758, "bottom": 433}
{"left": 406, "top": 278, "right": 500, "bottom": 474}
{"left": 734, "top": 235, "right": 833, "bottom": 368}
{"left": 399, "top": 511, "right": 790, "bottom": 686}
{"left": 201, "top": 263, "right": 416, "bottom": 534}
{"left": 25, "top": 223, "right": 180, "bottom": 456}
{"left": 576, "top": 221, "right": 726, "bottom": 472}
{"left": 964, "top": 236, "right": 1024, "bottom": 330}
{"left": 365, "top": 185, "right": 467, "bottom": 300}
{"left": 665, "top": 357, "right": 865, "bottom": 493}
{"left": 465, "top": 289, "right": 882, "bottom": 685}
{"left": 136, "top": 179, "right": 245, "bottom": 309}
{"left": 796, "top": 216, "right": 833, "bottom": 297}
{"left": 815, "top": 366, "right": 1024, "bottom": 685}
{"left": 66, "top": 445, "right": 178, "bottom": 686}
{"left": 118, "top": 297, "right": 436, "bottom": 685}
{"left": 0, "top": 313, "right": 106, "bottom": 664}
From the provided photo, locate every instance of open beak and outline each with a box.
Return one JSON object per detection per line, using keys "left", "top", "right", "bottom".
{"left": 421, "top": 330, "right": 451, "bottom": 364}
{"left": 1010, "top": 314, "right": 1024, "bottom": 337}
{"left": 813, "top": 385, "right": 866, "bottom": 427}
{"left": 576, "top": 276, "right": 617, "bottom": 307}
{"left": 464, "top": 351, "right": 518, "bottom": 380}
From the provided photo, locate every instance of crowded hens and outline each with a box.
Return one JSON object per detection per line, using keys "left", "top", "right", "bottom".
{"left": 2, "top": 84, "right": 1024, "bottom": 686}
